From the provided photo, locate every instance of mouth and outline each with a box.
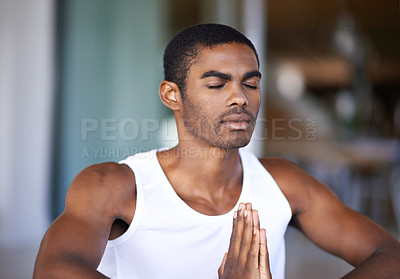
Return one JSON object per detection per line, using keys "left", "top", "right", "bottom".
{"left": 221, "top": 114, "right": 252, "bottom": 130}
{"left": 222, "top": 121, "right": 250, "bottom": 130}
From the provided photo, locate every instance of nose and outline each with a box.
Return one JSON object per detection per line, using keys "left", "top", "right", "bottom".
{"left": 226, "top": 85, "right": 248, "bottom": 107}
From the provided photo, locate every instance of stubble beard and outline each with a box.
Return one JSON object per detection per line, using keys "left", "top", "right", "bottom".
{"left": 181, "top": 97, "right": 257, "bottom": 149}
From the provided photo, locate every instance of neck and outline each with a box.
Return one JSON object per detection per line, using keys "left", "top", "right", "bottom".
{"left": 157, "top": 142, "right": 243, "bottom": 195}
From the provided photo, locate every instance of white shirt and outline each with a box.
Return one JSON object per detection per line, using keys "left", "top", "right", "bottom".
{"left": 97, "top": 148, "right": 292, "bottom": 279}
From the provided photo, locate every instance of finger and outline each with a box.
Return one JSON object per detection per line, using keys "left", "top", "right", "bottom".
{"left": 245, "top": 227, "right": 260, "bottom": 271}
{"left": 245, "top": 202, "right": 252, "bottom": 210}
{"left": 252, "top": 209, "right": 260, "bottom": 231}
{"left": 228, "top": 203, "right": 245, "bottom": 264}
{"left": 259, "top": 229, "right": 272, "bottom": 279}
{"left": 237, "top": 208, "right": 254, "bottom": 268}
{"left": 218, "top": 253, "right": 227, "bottom": 279}
{"left": 226, "top": 210, "right": 237, "bottom": 266}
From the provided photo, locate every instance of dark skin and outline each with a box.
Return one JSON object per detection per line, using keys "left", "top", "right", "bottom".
{"left": 34, "top": 43, "right": 400, "bottom": 278}
{"left": 218, "top": 204, "right": 271, "bottom": 279}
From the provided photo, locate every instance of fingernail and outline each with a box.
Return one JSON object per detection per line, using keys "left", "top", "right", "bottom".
{"left": 244, "top": 209, "right": 248, "bottom": 218}
{"left": 253, "top": 228, "right": 257, "bottom": 235}
{"left": 238, "top": 203, "right": 244, "bottom": 211}
{"left": 233, "top": 211, "right": 237, "bottom": 219}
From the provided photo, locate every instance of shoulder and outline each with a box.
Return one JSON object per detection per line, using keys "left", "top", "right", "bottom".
{"left": 258, "top": 157, "right": 309, "bottom": 186}
{"left": 65, "top": 162, "right": 136, "bottom": 223}
{"left": 68, "top": 162, "right": 135, "bottom": 200}
{"left": 258, "top": 157, "right": 335, "bottom": 215}
{"left": 258, "top": 157, "right": 294, "bottom": 175}
{"left": 258, "top": 157, "right": 308, "bottom": 192}
{"left": 70, "top": 161, "right": 135, "bottom": 190}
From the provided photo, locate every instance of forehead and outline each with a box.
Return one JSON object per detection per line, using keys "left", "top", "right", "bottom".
{"left": 190, "top": 43, "right": 259, "bottom": 77}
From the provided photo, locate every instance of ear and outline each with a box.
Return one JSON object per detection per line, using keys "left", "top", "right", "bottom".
{"left": 159, "top": 80, "right": 181, "bottom": 111}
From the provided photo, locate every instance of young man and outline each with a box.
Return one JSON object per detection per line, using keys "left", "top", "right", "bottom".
{"left": 34, "top": 23, "right": 400, "bottom": 279}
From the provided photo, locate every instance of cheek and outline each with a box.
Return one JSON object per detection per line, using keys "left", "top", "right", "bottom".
{"left": 248, "top": 93, "right": 261, "bottom": 108}
{"left": 183, "top": 98, "right": 213, "bottom": 123}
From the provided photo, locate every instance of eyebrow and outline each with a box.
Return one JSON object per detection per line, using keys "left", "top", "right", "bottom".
{"left": 243, "top": 70, "right": 262, "bottom": 80}
{"left": 200, "top": 71, "right": 232, "bottom": 80}
{"left": 200, "top": 70, "right": 262, "bottom": 81}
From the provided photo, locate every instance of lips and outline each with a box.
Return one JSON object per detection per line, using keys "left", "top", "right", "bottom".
{"left": 222, "top": 114, "right": 252, "bottom": 122}
{"left": 221, "top": 113, "right": 252, "bottom": 130}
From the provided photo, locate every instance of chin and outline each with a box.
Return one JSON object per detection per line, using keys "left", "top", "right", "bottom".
{"left": 214, "top": 137, "right": 251, "bottom": 149}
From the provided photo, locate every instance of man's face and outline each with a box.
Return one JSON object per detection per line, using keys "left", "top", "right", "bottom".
{"left": 181, "top": 43, "right": 261, "bottom": 149}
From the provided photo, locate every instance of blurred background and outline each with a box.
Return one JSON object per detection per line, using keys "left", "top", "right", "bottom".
{"left": 1, "top": 0, "right": 399, "bottom": 278}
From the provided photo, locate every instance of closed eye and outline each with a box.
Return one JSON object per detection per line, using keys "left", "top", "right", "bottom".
{"left": 244, "top": 84, "right": 258, "bottom": 89}
{"left": 208, "top": 85, "right": 224, "bottom": 89}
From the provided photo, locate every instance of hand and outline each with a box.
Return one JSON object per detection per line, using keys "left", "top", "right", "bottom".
{"left": 218, "top": 203, "right": 272, "bottom": 279}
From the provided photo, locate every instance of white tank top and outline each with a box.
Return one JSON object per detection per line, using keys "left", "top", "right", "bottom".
{"left": 97, "top": 148, "right": 292, "bottom": 279}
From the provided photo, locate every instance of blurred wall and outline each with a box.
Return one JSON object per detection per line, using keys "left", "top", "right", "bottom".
{"left": 52, "top": 0, "right": 169, "bottom": 217}
{"left": 0, "top": 0, "right": 54, "bottom": 247}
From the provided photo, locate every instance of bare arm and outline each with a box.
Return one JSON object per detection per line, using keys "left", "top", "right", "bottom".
{"left": 33, "top": 162, "right": 136, "bottom": 278}
{"left": 261, "top": 158, "right": 400, "bottom": 278}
